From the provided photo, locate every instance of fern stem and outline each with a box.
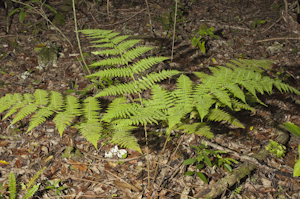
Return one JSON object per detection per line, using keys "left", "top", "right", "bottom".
{"left": 72, "top": 0, "right": 91, "bottom": 76}
{"left": 144, "top": 124, "right": 151, "bottom": 189}
{"left": 150, "top": 126, "right": 174, "bottom": 192}
{"left": 144, "top": 0, "right": 154, "bottom": 37}
{"left": 10, "top": 0, "right": 73, "bottom": 48}
{"left": 171, "top": 0, "right": 178, "bottom": 61}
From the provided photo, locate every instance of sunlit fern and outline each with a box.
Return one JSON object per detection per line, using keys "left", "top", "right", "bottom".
{"left": 0, "top": 28, "right": 299, "bottom": 154}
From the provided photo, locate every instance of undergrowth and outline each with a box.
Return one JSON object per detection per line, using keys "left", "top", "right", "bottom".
{"left": 0, "top": 28, "right": 299, "bottom": 155}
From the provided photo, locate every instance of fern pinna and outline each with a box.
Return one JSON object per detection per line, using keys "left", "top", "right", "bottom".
{"left": 100, "top": 65, "right": 299, "bottom": 140}
{"left": 0, "top": 28, "right": 299, "bottom": 154}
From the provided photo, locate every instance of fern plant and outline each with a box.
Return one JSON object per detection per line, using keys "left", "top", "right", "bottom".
{"left": 6, "top": 156, "right": 52, "bottom": 199}
{"left": 0, "top": 28, "right": 299, "bottom": 155}
{"left": 83, "top": 30, "right": 299, "bottom": 159}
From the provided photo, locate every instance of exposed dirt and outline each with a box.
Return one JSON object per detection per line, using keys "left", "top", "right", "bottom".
{"left": 0, "top": 0, "right": 300, "bottom": 198}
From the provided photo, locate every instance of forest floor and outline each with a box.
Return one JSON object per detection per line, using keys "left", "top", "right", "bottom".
{"left": 0, "top": 0, "right": 300, "bottom": 198}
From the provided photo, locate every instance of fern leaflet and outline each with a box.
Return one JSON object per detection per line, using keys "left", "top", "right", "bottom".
{"left": 27, "top": 108, "right": 53, "bottom": 132}
{"left": 110, "top": 129, "right": 142, "bottom": 154}
{"left": 208, "top": 109, "right": 244, "bottom": 128}
{"left": 177, "top": 123, "right": 214, "bottom": 139}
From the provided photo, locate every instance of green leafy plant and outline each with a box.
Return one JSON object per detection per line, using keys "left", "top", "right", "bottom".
{"left": 45, "top": 180, "right": 67, "bottom": 197}
{"left": 0, "top": 183, "right": 4, "bottom": 197}
{"left": 233, "top": 185, "right": 243, "bottom": 196}
{"left": 265, "top": 140, "right": 286, "bottom": 158}
{"left": 9, "top": 0, "right": 57, "bottom": 23}
{"left": 158, "top": 1, "right": 186, "bottom": 31}
{"left": 252, "top": 19, "right": 266, "bottom": 28}
{"left": 6, "top": 156, "right": 52, "bottom": 199}
{"left": 0, "top": 28, "right": 299, "bottom": 157}
{"left": 8, "top": 172, "right": 40, "bottom": 199}
{"left": 293, "top": 145, "right": 300, "bottom": 177}
{"left": 283, "top": 122, "right": 300, "bottom": 177}
{"left": 284, "top": 122, "right": 300, "bottom": 137}
{"left": 191, "top": 24, "right": 219, "bottom": 54}
{"left": 183, "top": 142, "right": 237, "bottom": 184}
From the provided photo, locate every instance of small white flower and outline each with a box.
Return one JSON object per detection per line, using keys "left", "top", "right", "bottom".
{"left": 20, "top": 71, "right": 30, "bottom": 80}
{"left": 104, "top": 145, "right": 127, "bottom": 158}
{"left": 104, "top": 151, "right": 113, "bottom": 158}
{"left": 117, "top": 149, "right": 127, "bottom": 158}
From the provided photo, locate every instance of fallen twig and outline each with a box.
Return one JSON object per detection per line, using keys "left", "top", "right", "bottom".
{"left": 256, "top": 36, "right": 300, "bottom": 43}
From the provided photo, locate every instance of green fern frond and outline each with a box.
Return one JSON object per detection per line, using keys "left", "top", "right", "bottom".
{"left": 34, "top": 89, "right": 48, "bottom": 106}
{"left": 24, "top": 184, "right": 40, "bottom": 199}
{"left": 96, "top": 70, "right": 179, "bottom": 97}
{"left": 213, "top": 89, "right": 232, "bottom": 109}
{"left": 194, "top": 66, "right": 297, "bottom": 109}
{"left": 13, "top": 93, "right": 24, "bottom": 102}
{"left": 259, "top": 76, "right": 273, "bottom": 94}
{"left": 234, "top": 185, "right": 243, "bottom": 195}
{"left": 93, "top": 48, "right": 122, "bottom": 56}
{"left": 137, "top": 70, "right": 181, "bottom": 89}
{"left": 26, "top": 166, "right": 46, "bottom": 190}
{"left": 226, "top": 84, "right": 246, "bottom": 103}
{"left": 86, "top": 67, "right": 133, "bottom": 78}
{"left": 90, "top": 57, "right": 128, "bottom": 67}
{"left": 92, "top": 39, "right": 139, "bottom": 56}
{"left": 130, "top": 108, "right": 166, "bottom": 124}
{"left": 273, "top": 80, "right": 300, "bottom": 95}
{"left": 167, "top": 105, "right": 192, "bottom": 129}
{"left": 90, "top": 33, "right": 121, "bottom": 44}
{"left": 82, "top": 97, "right": 101, "bottom": 121}
{"left": 116, "top": 39, "right": 141, "bottom": 51}
{"left": 96, "top": 82, "right": 142, "bottom": 97}
{"left": 53, "top": 95, "right": 82, "bottom": 136}
{"left": 9, "top": 173, "right": 16, "bottom": 199}
{"left": 91, "top": 35, "right": 139, "bottom": 54}
{"left": 131, "top": 57, "right": 169, "bottom": 73}
{"left": 3, "top": 93, "right": 27, "bottom": 120}
{"left": 176, "top": 123, "right": 214, "bottom": 139}
{"left": 104, "top": 32, "right": 121, "bottom": 40}
{"left": 195, "top": 94, "right": 216, "bottom": 122}
{"left": 150, "top": 85, "right": 174, "bottom": 109}
{"left": 113, "top": 107, "right": 166, "bottom": 126}
{"left": 123, "top": 46, "right": 153, "bottom": 61}
{"left": 0, "top": 94, "right": 15, "bottom": 113}
{"left": 173, "top": 74, "right": 194, "bottom": 105}
{"left": 26, "top": 108, "right": 53, "bottom": 132}
{"left": 11, "top": 104, "right": 38, "bottom": 126}
{"left": 110, "top": 129, "right": 142, "bottom": 154}
{"left": 48, "top": 91, "right": 63, "bottom": 111}
{"left": 23, "top": 93, "right": 35, "bottom": 103}
{"left": 193, "top": 71, "right": 209, "bottom": 80}
{"left": 79, "top": 29, "right": 113, "bottom": 38}
{"left": 231, "top": 98, "right": 255, "bottom": 112}
{"left": 194, "top": 125, "right": 214, "bottom": 138}
{"left": 53, "top": 112, "right": 76, "bottom": 136}
{"left": 3, "top": 102, "right": 26, "bottom": 120}
{"left": 101, "top": 97, "right": 140, "bottom": 122}
{"left": 110, "top": 35, "right": 130, "bottom": 44}
{"left": 76, "top": 121, "right": 102, "bottom": 149}
{"left": 65, "top": 95, "right": 81, "bottom": 116}
{"left": 208, "top": 109, "right": 244, "bottom": 128}
{"left": 194, "top": 76, "right": 216, "bottom": 96}
{"left": 227, "top": 59, "right": 273, "bottom": 73}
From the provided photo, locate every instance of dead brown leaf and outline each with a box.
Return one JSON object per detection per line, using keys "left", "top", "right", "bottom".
{"left": 68, "top": 159, "right": 88, "bottom": 171}
{"left": 0, "top": 141, "right": 8, "bottom": 147}
{"left": 114, "top": 180, "right": 139, "bottom": 192}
